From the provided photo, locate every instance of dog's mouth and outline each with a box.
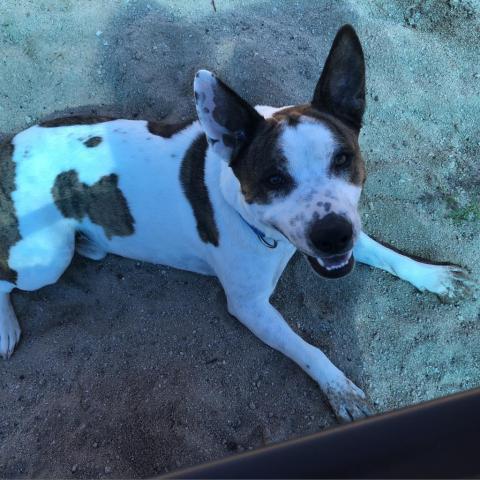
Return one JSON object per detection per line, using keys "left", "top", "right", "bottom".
{"left": 305, "top": 251, "right": 355, "bottom": 279}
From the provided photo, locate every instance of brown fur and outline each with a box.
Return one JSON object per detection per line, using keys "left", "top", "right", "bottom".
{"left": 52, "top": 170, "right": 135, "bottom": 239}
{"left": 273, "top": 105, "right": 366, "bottom": 186}
{"left": 147, "top": 119, "right": 194, "bottom": 139}
{"left": 230, "top": 104, "right": 365, "bottom": 206}
{"left": 39, "top": 115, "right": 115, "bottom": 127}
{"left": 83, "top": 136, "right": 103, "bottom": 148}
{"left": 230, "top": 119, "right": 295, "bottom": 205}
{"left": 180, "top": 135, "right": 219, "bottom": 246}
{"left": 0, "top": 139, "right": 21, "bottom": 284}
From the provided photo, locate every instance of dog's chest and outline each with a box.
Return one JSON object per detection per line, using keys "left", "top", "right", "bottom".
{"left": 9, "top": 119, "right": 216, "bottom": 274}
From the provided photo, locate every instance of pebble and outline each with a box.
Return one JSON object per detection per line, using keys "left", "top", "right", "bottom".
{"left": 105, "top": 466, "right": 112, "bottom": 474}
{"left": 93, "top": 441, "right": 99, "bottom": 448}
{"left": 96, "top": 30, "right": 103, "bottom": 37}
{"left": 71, "top": 464, "right": 78, "bottom": 473}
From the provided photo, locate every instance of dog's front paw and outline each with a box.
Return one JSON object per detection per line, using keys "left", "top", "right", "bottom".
{"left": 416, "top": 264, "right": 477, "bottom": 302}
{"left": 0, "top": 319, "right": 21, "bottom": 359}
{"left": 323, "top": 376, "right": 373, "bottom": 423}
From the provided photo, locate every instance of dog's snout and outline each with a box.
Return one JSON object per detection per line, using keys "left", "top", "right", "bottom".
{"left": 310, "top": 213, "right": 353, "bottom": 255}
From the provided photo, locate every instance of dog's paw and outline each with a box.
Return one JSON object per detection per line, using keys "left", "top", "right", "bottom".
{"left": 416, "top": 264, "right": 477, "bottom": 302}
{"left": 0, "top": 319, "right": 21, "bottom": 359}
{"left": 323, "top": 376, "right": 373, "bottom": 423}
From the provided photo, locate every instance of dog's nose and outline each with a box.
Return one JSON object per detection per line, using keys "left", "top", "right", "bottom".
{"left": 309, "top": 213, "right": 353, "bottom": 255}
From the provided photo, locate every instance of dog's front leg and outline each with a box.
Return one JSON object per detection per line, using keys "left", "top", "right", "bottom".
{"left": 354, "top": 231, "right": 475, "bottom": 300}
{"left": 0, "top": 292, "right": 21, "bottom": 359}
{"left": 226, "top": 293, "right": 371, "bottom": 422}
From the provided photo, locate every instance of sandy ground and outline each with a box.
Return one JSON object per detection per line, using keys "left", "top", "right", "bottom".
{"left": 0, "top": 0, "right": 479, "bottom": 477}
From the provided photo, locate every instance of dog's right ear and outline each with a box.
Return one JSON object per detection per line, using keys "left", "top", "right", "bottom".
{"left": 194, "top": 70, "right": 265, "bottom": 162}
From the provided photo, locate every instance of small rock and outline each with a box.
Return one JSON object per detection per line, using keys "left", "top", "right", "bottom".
{"left": 71, "top": 464, "right": 78, "bottom": 473}
{"left": 104, "top": 466, "right": 112, "bottom": 474}
{"left": 96, "top": 30, "right": 103, "bottom": 37}
{"left": 92, "top": 442, "right": 99, "bottom": 448}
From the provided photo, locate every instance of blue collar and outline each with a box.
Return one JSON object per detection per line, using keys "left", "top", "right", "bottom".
{"left": 238, "top": 214, "right": 278, "bottom": 249}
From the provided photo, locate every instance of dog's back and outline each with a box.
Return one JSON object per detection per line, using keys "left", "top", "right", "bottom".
{"left": 2, "top": 117, "right": 216, "bottom": 293}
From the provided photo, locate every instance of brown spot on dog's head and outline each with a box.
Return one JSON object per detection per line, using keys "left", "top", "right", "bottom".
{"left": 0, "top": 139, "right": 21, "bottom": 284}
{"left": 83, "top": 136, "right": 102, "bottom": 148}
{"left": 52, "top": 170, "right": 134, "bottom": 239}
{"left": 180, "top": 135, "right": 219, "bottom": 246}
{"left": 39, "top": 115, "right": 115, "bottom": 128}
{"left": 273, "top": 105, "right": 366, "bottom": 186}
{"left": 230, "top": 119, "right": 296, "bottom": 204}
{"left": 147, "top": 119, "right": 194, "bottom": 139}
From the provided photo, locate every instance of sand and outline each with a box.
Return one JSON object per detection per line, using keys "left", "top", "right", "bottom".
{"left": 0, "top": 0, "right": 479, "bottom": 477}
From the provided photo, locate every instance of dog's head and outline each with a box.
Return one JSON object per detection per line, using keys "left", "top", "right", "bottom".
{"left": 194, "top": 25, "right": 366, "bottom": 279}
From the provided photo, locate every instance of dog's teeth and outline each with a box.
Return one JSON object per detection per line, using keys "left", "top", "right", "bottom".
{"left": 325, "top": 259, "right": 348, "bottom": 271}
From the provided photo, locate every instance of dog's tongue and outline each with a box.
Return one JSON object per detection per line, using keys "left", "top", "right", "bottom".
{"left": 306, "top": 253, "right": 355, "bottom": 279}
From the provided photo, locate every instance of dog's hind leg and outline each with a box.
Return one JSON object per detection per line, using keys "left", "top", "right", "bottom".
{"left": 1, "top": 225, "right": 76, "bottom": 358}
{"left": 226, "top": 293, "right": 372, "bottom": 423}
{"left": 0, "top": 285, "right": 21, "bottom": 359}
{"left": 354, "top": 231, "right": 476, "bottom": 300}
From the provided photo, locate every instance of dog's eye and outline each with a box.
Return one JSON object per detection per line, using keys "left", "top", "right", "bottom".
{"left": 264, "top": 174, "right": 286, "bottom": 188}
{"left": 333, "top": 152, "right": 352, "bottom": 168}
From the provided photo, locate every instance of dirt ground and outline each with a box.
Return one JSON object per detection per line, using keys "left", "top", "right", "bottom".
{"left": 0, "top": 0, "right": 479, "bottom": 477}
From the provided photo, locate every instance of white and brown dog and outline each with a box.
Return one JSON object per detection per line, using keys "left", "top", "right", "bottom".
{"left": 0, "top": 25, "right": 473, "bottom": 421}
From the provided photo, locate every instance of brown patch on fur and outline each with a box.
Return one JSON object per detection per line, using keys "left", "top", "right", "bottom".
{"left": 84, "top": 136, "right": 102, "bottom": 148}
{"left": 180, "top": 135, "right": 219, "bottom": 246}
{"left": 52, "top": 170, "right": 134, "bottom": 239}
{"left": 273, "top": 105, "right": 366, "bottom": 186}
{"left": 39, "top": 115, "right": 115, "bottom": 128}
{"left": 230, "top": 119, "right": 295, "bottom": 204}
{"left": 0, "top": 139, "right": 21, "bottom": 284}
{"left": 147, "top": 119, "right": 194, "bottom": 138}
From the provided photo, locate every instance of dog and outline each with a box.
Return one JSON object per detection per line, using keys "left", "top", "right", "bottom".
{"left": 0, "top": 25, "right": 474, "bottom": 422}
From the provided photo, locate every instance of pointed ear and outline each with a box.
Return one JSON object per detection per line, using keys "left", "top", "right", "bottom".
{"left": 312, "top": 25, "right": 366, "bottom": 131}
{"left": 193, "top": 70, "right": 265, "bottom": 161}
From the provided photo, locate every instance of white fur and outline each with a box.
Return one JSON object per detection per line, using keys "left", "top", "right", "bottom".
{"left": 0, "top": 293, "right": 21, "bottom": 359}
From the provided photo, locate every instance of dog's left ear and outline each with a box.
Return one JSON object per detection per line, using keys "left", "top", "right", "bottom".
{"left": 312, "top": 25, "right": 365, "bottom": 132}
{"left": 194, "top": 70, "right": 265, "bottom": 162}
